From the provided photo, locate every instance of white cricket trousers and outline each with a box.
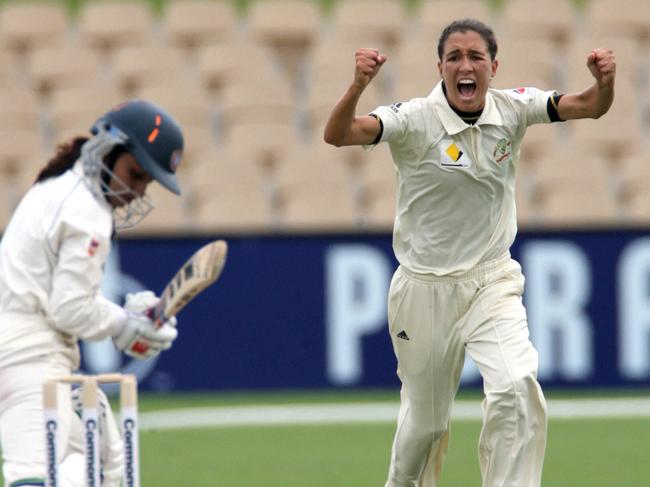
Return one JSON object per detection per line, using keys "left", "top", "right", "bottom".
{"left": 384, "top": 254, "right": 547, "bottom": 487}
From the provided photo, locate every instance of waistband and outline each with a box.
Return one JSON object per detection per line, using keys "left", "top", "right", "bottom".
{"left": 399, "top": 252, "right": 512, "bottom": 283}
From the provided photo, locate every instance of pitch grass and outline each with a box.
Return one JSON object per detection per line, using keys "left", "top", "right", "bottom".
{"left": 2, "top": 390, "right": 649, "bottom": 486}
{"left": 138, "top": 418, "right": 650, "bottom": 487}
{"left": 137, "top": 389, "right": 650, "bottom": 486}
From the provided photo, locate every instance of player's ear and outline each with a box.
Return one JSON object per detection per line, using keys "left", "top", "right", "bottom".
{"left": 491, "top": 58, "right": 499, "bottom": 78}
{"left": 437, "top": 60, "right": 442, "bottom": 77}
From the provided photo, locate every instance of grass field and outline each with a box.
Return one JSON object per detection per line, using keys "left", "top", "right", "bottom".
{"left": 2, "top": 389, "right": 649, "bottom": 486}
{"left": 139, "top": 418, "right": 650, "bottom": 487}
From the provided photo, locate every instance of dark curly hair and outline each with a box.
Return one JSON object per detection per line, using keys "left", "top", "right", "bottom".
{"left": 35, "top": 137, "right": 89, "bottom": 183}
{"left": 35, "top": 136, "right": 127, "bottom": 185}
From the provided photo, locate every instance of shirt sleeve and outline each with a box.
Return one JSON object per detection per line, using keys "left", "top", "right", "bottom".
{"left": 364, "top": 101, "right": 412, "bottom": 148}
{"left": 506, "top": 87, "right": 559, "bottom": 127}
{"left": 48, "top": 220, "right": 126, "bottom": 341}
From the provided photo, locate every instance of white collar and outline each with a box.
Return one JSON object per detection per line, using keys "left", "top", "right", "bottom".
{"left": 428, "top": 81, "right": 503, "bottom": 135}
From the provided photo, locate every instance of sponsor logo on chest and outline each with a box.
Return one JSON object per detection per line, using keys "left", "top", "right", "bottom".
{"left": 440, "top": 141, "right": 471, "bottom": 168}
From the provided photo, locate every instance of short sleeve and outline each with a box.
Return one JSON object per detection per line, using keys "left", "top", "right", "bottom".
{"left": 364, "top": 101, "right": 411, "bottom": 148}
{"left": 505, "top": 87, "right": 557, "bottom": 127}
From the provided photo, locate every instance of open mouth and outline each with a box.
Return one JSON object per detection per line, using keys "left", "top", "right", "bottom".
{"left": 457, "top": 79, "right": 476, "bottom": 98}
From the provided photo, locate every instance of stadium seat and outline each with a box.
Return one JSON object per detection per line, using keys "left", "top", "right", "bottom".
{"left": 190, "top": 150, "right": 274, "bottom": 232}
{"left": 532, "top": 149, "right": 620, "bottom": 227}
{"left": 0, "top": 48, "right": 19, "bottom": 88}
{"left": 357, "top": 146, "right": 397, "bottom": 227}
{"left": 305, "top": 41, "right": 388, "bottom": 134}
{"left": 78, "top": 1, "right": 155, "bottom": 52}
{"left": 501, "top": 0, "right": 576, "bottom": 45}
{"left": 305, "top": 80, "right": 385, "bottom": 138}
{"left": 584, "top": 0, "right": 650, "bottom": 40}
{"left": 163, "top": 0, "right": 238, "bottom": 51}
{"left": 362, "top": 188, "right": 396, "bottom": 229}
{"left": 519, "top": 122, "right": 561, "bottom": 166}
{"left": 247, "top": 0, "right": 322, "bottom": 89}
{"left": 197, "top": 41, "right": 280, "bottom": 94}
{"left": 565, "top": 35, "right": 640, "bottom": 92}
{"left": 0, "top": 175, "right": 31, "bottom": 232}
{"left": 492, "top": 38, "right": 560, "bottom": 91}
{"left": 48, "top": 86, "right": 123, "bottom": 141}
{"left": 415, "top": 0, "right": 493, "bottom": 41}
{"left": 194, "top": 188, "right": 273, "bottom": 232}
{"left": 28, "top": 46, "right": 103, "bottom": 97}
{"left": 275, "top": 145, "right": 351, "bottom": 188}
{"left": 537, "top": 187, "right": 620, "bottom": 227}
{"left": 0, "top": 130, "right": 43, "bottom": 182}
{"left": 0, "top": 87, "right": 41, "bottom": 132}
{"left": 309, "top": 40, "right": 366, "bottom": 88}
{"left": 329, "top": 0, "right": 407, "bottom": 50}
{"left": 621, "top": 192, "right": 650, "bottom": 225}
{"left": 393, "top": 38, "right": 443, "bottom": 100}
{"left": 279, "top": 183, "right": 359, "bottom": 231}
{"left": 617, "top": 155, "right": 650, "bottom": 223}
{"left": 113, "top": 44, "right": 187, "bottom": 96}
{"left": 226, "top": 122, "right": 301, "bottom": 169}
{"left": 566, "top": 97, "right": 642, "bottom": 163}
{"left": 515, "top": 163, "right": 538, "bottom": 227}
{"left": 0, "top": 3, "right": 68, "bottom": 55}
{"left": 247, "top": 0, "right": 321, "bottom": 50}
{"left": 220, "top": 79, "right": 295, "bottom": 131}
{"left": 274, "top": 144, "right": 358, "bottom": 230}
{"left": 129, "top": 179, "right": 195, "bottom": 236}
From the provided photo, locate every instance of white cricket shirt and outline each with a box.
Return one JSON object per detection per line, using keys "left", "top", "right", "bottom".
{"left": 371, "top": 81, "right": 554, "bottom": 276}
{"left": 0, "top": 161, "right": 127, "bottom": 370}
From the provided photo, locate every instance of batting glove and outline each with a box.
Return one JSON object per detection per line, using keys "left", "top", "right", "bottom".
{"left": 112, "top": 291, "right": 178, "bottom": 359}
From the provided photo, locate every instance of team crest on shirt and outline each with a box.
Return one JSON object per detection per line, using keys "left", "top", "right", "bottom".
{"left": 493, "top": 138, "right": 512, "bottom": 164}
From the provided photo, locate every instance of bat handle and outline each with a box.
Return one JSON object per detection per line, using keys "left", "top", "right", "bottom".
{"left": 147, "top": 299, "right": 167, "bottom": 329}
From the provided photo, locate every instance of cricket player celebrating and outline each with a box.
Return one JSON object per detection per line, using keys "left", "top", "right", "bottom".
{"left": 0, "top": 100, "right": 184, "bottom": 486}
{"left": 324, "top": 18, "right": 615, "bottom": 487}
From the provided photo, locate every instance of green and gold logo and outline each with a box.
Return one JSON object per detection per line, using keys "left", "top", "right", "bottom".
{"left": 493, "top": 138, "right": 512, "bottom": 163}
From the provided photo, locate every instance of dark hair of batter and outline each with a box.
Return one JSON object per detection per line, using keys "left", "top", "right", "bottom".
{"left": 35, "top": 137, "right": 89, "bottom": 183}
{"left": 437, "top": 18, "right": 498, "bottom": 61}
{"left": 35, "top": 137, "right": 126, "bottom": 184}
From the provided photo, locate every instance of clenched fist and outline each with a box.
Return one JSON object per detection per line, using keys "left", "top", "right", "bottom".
{"left": 354, "top": 48, "right": 387, "bottom": 88}
{"left": 587, "top": 48, "right": 616, "bottom": 89}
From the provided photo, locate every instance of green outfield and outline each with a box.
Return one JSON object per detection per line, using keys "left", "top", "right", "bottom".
{"left": 139, "top": 418, "right": 650, "bottom": 487}
{"left": 2, "top": 390, "right": 648, "bottom": 486}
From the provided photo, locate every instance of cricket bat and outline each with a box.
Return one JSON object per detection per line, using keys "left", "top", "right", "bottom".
{"left": 148, "top": 240, "right": 228, "bottom": 327}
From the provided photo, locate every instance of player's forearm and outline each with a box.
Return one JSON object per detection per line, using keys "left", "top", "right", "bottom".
{"left": 559, "top": 81, "right": 615, "bottom": 120}
{"left": 323, "top": 83, "right": 366, "bottom": 146}
{"left": 49, "top": 291, "right": 126, "bottom": 340}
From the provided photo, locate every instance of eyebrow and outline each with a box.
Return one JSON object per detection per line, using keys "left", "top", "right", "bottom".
{"left": 445, "top": 48, "right": 487, "bottom": 58}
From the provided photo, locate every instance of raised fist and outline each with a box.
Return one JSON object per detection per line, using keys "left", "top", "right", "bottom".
{"left": 354, "top": 48, "right": 387, "bottom": 88}
{"left": 587, "top": 48, "right": 616, "bottom": 89}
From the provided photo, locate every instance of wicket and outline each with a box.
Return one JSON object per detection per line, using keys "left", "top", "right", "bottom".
{"left": 43, "top": 373, "right": 140, "bottom": 487}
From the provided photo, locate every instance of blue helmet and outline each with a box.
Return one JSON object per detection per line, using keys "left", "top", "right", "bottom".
{"left": 92, "top": 99, "right": 184, "bottom": 195}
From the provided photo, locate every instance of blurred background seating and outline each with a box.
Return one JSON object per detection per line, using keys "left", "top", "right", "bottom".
{"left": 0, "top": 0, "right": 647, "bottom": 235}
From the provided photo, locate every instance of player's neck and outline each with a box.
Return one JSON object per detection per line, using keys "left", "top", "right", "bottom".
{"left": 441, "top": 81, "right": 483, "bottom": 125}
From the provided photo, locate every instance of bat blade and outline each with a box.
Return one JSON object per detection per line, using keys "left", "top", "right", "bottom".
{"left": 151, "top": 240, "right": 228, "bottom": 326}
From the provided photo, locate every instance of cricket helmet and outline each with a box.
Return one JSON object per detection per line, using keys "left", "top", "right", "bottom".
{"left": 92, "top": 99, "right": 184, "bottom": 195}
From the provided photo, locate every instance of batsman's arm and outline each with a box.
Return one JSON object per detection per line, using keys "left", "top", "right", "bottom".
{"left": 324, "top": 48, "right": 386, "bottom": 147}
